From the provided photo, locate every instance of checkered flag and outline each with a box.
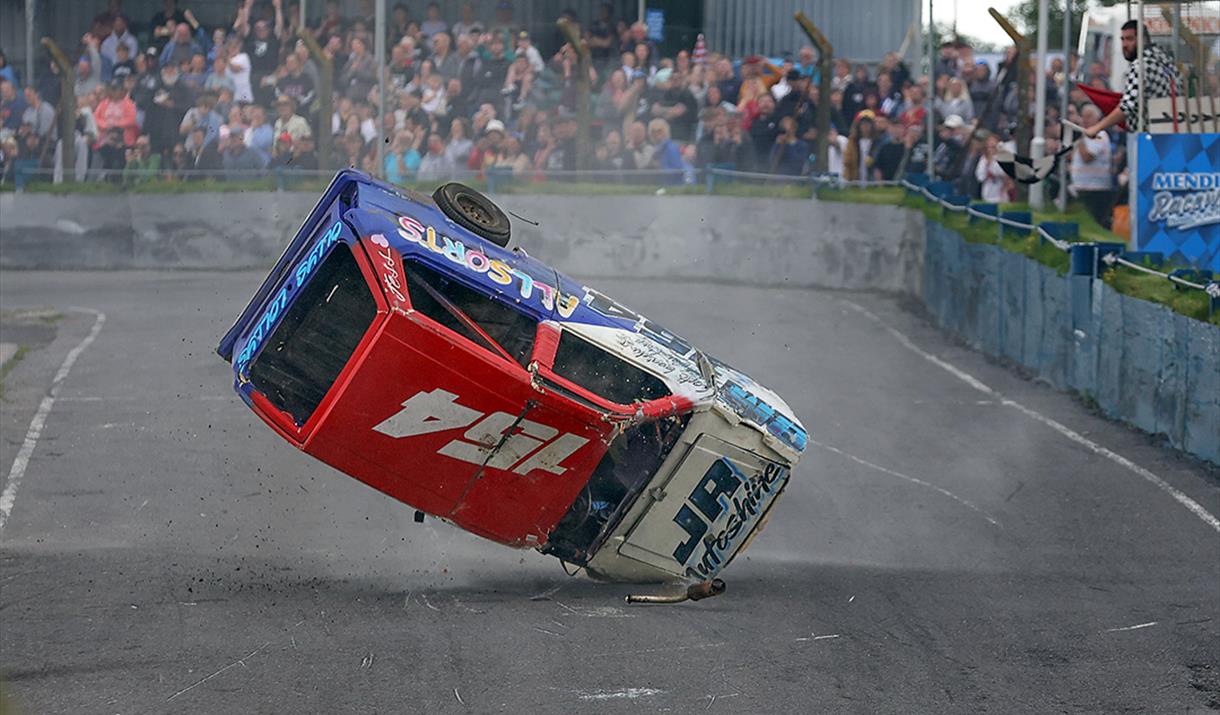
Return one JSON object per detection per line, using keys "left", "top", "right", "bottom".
{"left": 998, "top": 120, "right": 1083, "bottom": 185}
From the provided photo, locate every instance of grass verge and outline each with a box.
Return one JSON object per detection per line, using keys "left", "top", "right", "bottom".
{"left": 819, "top": 186, "right": 1218, "bottom": 326}
{"left": 0, "top": 345, "right": 29, "bottom": 401}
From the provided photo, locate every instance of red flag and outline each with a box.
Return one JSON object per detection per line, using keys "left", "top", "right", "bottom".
{"left": 1077, "top": 83, "right": 1126, "bottom": 130}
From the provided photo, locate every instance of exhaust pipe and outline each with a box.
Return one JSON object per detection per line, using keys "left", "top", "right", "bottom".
{"left": 625, "top": 579, "right": 726, "bottom": 605}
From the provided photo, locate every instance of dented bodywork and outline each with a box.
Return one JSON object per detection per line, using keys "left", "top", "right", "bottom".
{"left": 218, "top": 170, "right": 808, "bottom": 582}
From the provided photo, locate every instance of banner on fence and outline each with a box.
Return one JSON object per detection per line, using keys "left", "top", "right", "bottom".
{"left": 1135, "top": 133, "right": 1220, "bottom": 271}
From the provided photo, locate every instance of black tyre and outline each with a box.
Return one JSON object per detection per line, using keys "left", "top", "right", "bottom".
{"left": 431, "top": 182, "right": 512, "bottom": 247}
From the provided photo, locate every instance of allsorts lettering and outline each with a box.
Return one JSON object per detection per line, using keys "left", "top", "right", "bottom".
{"left": 397, "top": 215, "right": 579, "bottom": 318}
{"left": 238, "top": 220, "right": 344, "bottom": 373}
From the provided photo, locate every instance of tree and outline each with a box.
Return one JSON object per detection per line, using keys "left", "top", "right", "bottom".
{"left": 1015, "top": 0, "right": 1093, "bottom": 48}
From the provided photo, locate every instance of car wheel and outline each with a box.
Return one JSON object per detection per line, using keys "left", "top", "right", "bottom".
{"left": 431, "top": 182, "right": 512, "bottom": 247}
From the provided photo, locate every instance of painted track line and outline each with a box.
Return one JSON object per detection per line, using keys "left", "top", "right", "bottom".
{"left": 810, "top": 439, "right": 1001, "bottom": 527}
{"left": 0, "top": 308, "right": 106, "bottom": 539}
{"left": 839, "top": 299, "right": 1220, "bottom": 534}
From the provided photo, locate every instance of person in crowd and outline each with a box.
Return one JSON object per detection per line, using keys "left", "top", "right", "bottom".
{"left": 648, "top": 117, "right": 685, "bottom": 179}
{"left": 221, "top": 126, "right": 265, "bottom": 175}
{"left": 647, "top": 68, "right": 697, "bottom": 142}
{"left": 897, "top": 84, "right": 926, "bottom": 128}
{"left": 431, "top": 32, "right": 461, "bottom": 81}
{"left": 100, "top": 14, "right": 138, "bottom": 66}
{"left": 224, "top": 35, "right": 254, "bottom": 103}
{"left": 736, "top": 57, "right": 768, "bottom": 111}
{"left": 384, "top": 128, "right": 421, "bottom": 182}
{"left": 122, "top": 133, "right": 160, "bottom": 184}
{"left": 975, "top": 132, "right": 1009, "bottom": 203}
{"left": 443, "top": 116, "right": 473, "bottom": 167}
{"left": 841, "top": 113, "right": 876, "bottom": 182}
{"left": 76, "top": 35, "right": 104, "bottom": 99}
{"left": 92, "top": 126, "right": 128, "bottom": 179}
{"left": 872, "top": 120, "right": 907, "bottom": 181}
{"left": 160, "top": 19, "right": 204, "bottom": 68}
{"left": 340, "top": 37, "right": 378, "bottom": 100}
{"left": 594, "top": 129, "right": 630, "bottom": 171}
{"left": 417, "top": 131, "right": 456, "bottom": 180}
{"left": 829, "top": 58, "right": 851, "bottom": 92}
{"left": 243, "top": 103, "right": 273, "bottom": 165}
{"left": 150, "top": 0, "right": 188, "bottom": 50}
{"left": 586, "top": 3, "right": 617, "bottom": 68}
{"left": 451, "top": 3, "right": 483, "bottom": 41}
{"left": 843, "top": 64, "right": 876, "bottom": 122}
{"left": 179, "top": 90, "right": 222, "bottom": 151}
{"left": 936, "top": 77, "right": 975, "bottom": 123}
{"left": 236, "top": 6, "right": 283, "bottom": 106}
{"left": 747, "top": 94, "right": 780, "bottom": 167}
{"left": 515, "top": 31, "right": 545, "bottom": 75}
{"left": 180, "top": 53, "right": 208, "bottom": 97}
{"left": 932, "top": 115, "right": 965, "bottom": 178}
{"left": 311, "top": 0, "right": 347, "bottom": 42}
{"left": 420, "top": 2, "right": 448, "bottom": 40}
{"left": 955, "top": 128, "right": 988, "bottom": 199}
{"left": 1084, "top": 20, "right": 1180, "bottom": 137}
{"left": 94, "top": 79, "right": 139, "bottom": 147}
{"left": 620, "top": 117, "right": 651, "bottom": 170}
{"left": 110, "top": 43, "right": 136, "bottom": 84}
{"left": 768, "top": 116, "right": 809, "bottom": 175}
{"left": 1070, "top": 104, "right": 1114, "bottom": 228}
{"left": 21, "top": 86, "right": 55, "bottom": 142}
{"left": 490, "top": 134, "right": 529, "bottom": 176}
{"left": 1, "top": 80, "right": 28, "bottom": 131}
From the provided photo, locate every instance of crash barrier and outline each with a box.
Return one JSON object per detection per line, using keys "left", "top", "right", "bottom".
{"left": 0, "top": 182, "right": 924, "bottom": 294}
{"left": 4, "top": 165, "right": 890, "bottom": 196}
{"left": 899, "top": 175, "right": 1219, "bottom": 465}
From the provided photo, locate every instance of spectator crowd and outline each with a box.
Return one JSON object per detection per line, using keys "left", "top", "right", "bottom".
{"left": 0, "top": 0, "right": 1170, "bottom": 224}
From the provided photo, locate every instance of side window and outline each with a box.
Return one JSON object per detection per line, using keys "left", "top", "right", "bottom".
{"left": 551, "top": 331, "right": 671, "bottom": 405}
{"left": 404, "top": 260, "right": 537, "bottom": 367}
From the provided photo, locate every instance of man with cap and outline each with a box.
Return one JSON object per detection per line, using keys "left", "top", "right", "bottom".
{"left": 932, "top": 114, "right": 965, "bottom": 178}
{"left": 489, "top": 1, "right": 517, "bottom": 47}
{"left": 95, "top": 79, "right": 140, "bottom": 146}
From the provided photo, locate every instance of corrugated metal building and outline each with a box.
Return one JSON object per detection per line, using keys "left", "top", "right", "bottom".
{"left": 0, "top": 0, "right": 918, "bottom": 86}
{"left": 704, "top": 0, "right": 918, "bottom": 63}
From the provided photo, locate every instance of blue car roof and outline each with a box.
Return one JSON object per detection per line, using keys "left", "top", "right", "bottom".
{"left": 217, "top": 170, "right": 648, "bottom": 363}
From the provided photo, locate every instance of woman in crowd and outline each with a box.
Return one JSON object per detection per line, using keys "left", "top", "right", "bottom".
{"left": 841, "top": 113, "right": 876, "bottom": 182}
{"left": 936, "top": 77, "right": 975, "bottom": 123}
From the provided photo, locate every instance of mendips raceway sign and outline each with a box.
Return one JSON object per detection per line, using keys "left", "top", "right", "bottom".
{"left": 1136, "top": 134, "right": 1220, "bottom": 271}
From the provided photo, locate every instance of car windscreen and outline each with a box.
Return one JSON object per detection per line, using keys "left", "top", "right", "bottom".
{"left": 550, "top": 330, "right": 670, "bottom": 405}
{"left": 248, "top": 243, "right": 377, "bottom": 426}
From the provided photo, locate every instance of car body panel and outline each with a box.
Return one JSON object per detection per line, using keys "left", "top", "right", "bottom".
{"left": 218, "top": 170, "right": 808, "bottom": 581}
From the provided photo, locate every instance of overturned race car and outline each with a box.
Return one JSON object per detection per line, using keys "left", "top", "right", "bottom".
{"left": 217, "top": 170, "right": 808, "bottom": 583}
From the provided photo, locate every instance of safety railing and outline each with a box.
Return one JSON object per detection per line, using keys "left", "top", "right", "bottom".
{"left": 2, "top": 164, "right": 900, "bottom": 197}
{"left": 897, "top": 173, "right": 1219, "bottom": 317}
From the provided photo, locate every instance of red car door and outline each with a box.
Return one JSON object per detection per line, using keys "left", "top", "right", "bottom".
{"left": 303, "top": 253, "right": 614, "bottom": 546}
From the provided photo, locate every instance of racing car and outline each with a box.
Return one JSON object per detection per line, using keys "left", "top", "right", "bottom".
{"left": 217, "top": 170, "right": 807, "bottom": 583}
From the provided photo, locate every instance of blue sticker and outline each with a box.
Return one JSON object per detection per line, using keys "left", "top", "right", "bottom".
{"left": 236, "top": 220, "right": 344, "bottom": 374}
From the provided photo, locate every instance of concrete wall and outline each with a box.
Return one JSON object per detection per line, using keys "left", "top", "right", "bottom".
{"left": 923, "top": 220, "right": 1220, "bottom": 465}
{"left": 0, "top": 192, "right": 926, "bottom": 293}
{"left": 2, "top": 189, "right": 1212, "bottom": 462}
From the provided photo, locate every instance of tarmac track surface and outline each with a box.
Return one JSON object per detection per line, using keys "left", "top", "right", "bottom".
{"left": 0, "top": 270, "right": 1217, "bottom": 714}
